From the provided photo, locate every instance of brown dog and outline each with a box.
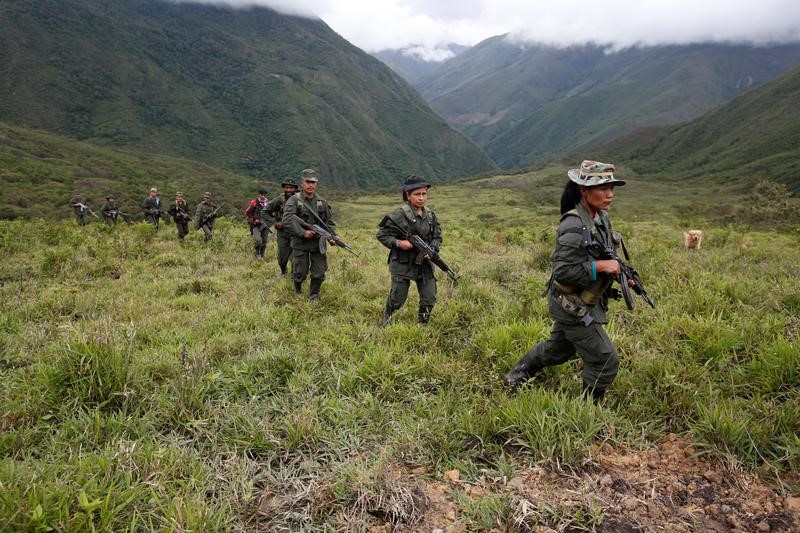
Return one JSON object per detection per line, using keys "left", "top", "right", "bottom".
{"left": 683, "top": 230, "right": 703, "bottom": 250}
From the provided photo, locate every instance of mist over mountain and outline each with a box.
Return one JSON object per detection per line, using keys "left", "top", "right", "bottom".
{"left": 372, "top": 44, "right": 469, "bottom": 84}
{"left": 602, "top": 65, "right": 800, "bottom": 193}
{"left": 416, "top": 36, "right": 800, "bottom": 169}
{"left": 0, "top": 0, "right": 496, "bottom": 189}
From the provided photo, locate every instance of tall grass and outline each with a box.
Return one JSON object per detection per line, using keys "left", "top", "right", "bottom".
{"left": 1, "top": 171, "right": 798, "bottom": 529}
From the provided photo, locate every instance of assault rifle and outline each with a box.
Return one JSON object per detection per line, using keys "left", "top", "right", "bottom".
{"left": 596, "top": 241, "right": 654, "bottom": 310}
{"left": 198, "top": 203, "right": 225, "bottom": 228}
{"left": 291, "top": 215, "right": 358, "bottom": 256}
{"left": 75, "top": 202, "right": 99, "bottom": 219}
{"left": 382, "top": 217, "right": 458, "bottom": 284}
{"left": 107, "top": 210, "right": 132, "bottom": 222}
{"left": 175, "top": 206, "right": 192, "bottom": 221}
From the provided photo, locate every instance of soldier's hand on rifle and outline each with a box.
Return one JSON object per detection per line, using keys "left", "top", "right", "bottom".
{"left": 255, "top": 219, "right": 262, "bottom": 225}
{"left": 303, "top": 229, "right": 316, "bottom": 239}
{"left": 275, "top": 222, "right": 284, "bottom": 230}
{"left": 596, "top": 259, "right": 621, "bottom": 276}
{"left": 328, "top": 239, "right": 337, "bottom": 246}
{"left": 396, "top": 239, "right": 414, "bottom": 251}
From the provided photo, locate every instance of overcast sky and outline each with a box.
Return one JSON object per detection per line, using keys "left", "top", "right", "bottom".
{"left": 180, "top": 0, "right": 800, "bottom": 61}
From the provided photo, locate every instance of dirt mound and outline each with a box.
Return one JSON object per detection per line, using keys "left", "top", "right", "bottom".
{"left": 370, "top": 435, "right": 798, "bottom": 532}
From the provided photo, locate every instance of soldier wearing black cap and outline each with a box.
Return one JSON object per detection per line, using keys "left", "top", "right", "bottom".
{"left": 245, "top": 186, "right": 273, "bottom": 259}
{"left": 376, "top": 175, "right": 442, "bottom": 325}
{"left": 266, "top": 177, "right": 299, "bottom": 276}
{"left": 282, "top": 169, "right": 336, "bottom": 302}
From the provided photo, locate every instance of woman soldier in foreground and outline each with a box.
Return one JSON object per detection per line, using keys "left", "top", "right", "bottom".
{"left": 503, "top": 161, "right": 628, "bottom": 402}
{"left": 376, "top": 175, "right": 442, "bottom": 326}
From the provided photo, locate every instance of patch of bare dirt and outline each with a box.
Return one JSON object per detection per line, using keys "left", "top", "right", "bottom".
{"left": 372, "top": 434, "right": 799, "bottom": 532}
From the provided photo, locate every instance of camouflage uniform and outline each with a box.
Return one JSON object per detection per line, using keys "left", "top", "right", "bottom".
{"left": 282, "top": 189, "right": 335, "bottom": 299}
{"left": 376, "top": 203, "right": 441, "bottom": 324}
{"left": 504, "top": 161, "right": 627, "bottom": 401}
{"left": 266, "top": 178, "right": 298, "bottom": 276}
{"left": 195, "top": 195, "right": 217, "bottom": 241}
{"left": 69, "top": 196, "right": 89, "bottom": 226}
{"left": 245, "top": 190, "right": 273, "bottom": 258}
{"left": 168, "top": 195, "right": 192, "bottom": 240}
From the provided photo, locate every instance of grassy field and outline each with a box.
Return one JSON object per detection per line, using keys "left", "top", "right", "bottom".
{"left": 1, "top": 168, "right": 798, "bottom": 530}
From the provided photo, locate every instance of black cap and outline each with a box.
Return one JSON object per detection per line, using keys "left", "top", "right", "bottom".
{"left": 281, "top": 177, "right": 298, "bottom": 187}
{"left": 400, "top": 175, "right": 432, "bottom": 192}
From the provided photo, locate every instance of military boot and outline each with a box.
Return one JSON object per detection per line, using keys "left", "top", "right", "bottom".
{"left": 294, "top": 281, "right": 303, "bottom": 296}
{"left": 380, "top": 303, "right": 396, "bottom": 327}
{"left": 502, "top": 354, "right": 543, "bottom": 392}
{"left": 582, "top": 383, "right": 606, "bottom": 405}
{"left": 309, "top": 279, "right": 323, "bottom": 304}
{"left": 417, "top": 305, "right": 433, "bottom": 325}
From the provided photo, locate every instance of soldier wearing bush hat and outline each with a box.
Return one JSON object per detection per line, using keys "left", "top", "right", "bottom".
{"left": 282, "top": 168, "right": 336, "bottom": 302}
{"left": 267, "top": 177, "right": 300, "bottom": 276}
{"left": 503, "top": 160, "right": 629, "bottom": 403}
{"left": 376, "top": 175, "right": 441, "bottom": 325}
{"left": 168, "top": 191, "right": 192, "bottom": 240}
{"left": 195, "top": 191, "right": 218, "bottom": 242}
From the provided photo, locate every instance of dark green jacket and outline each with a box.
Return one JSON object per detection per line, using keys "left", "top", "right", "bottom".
{"left": 168, "top": 201, "right": 192, "bottom": 223}
{"left": 549, "top": 203, "right": 618, "bottom": 325}
{"left": 376, "top": 203, "right": 442, "bottom": 279}
{"left": 141, "top": 196, "right": 162, "bottom": 215}
{"left": 282, "top": 193, "right": 336, "bottom": 251}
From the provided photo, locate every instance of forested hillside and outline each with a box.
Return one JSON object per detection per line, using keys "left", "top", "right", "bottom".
{"left": 417, "top": 37, "right": 800, "bottom": 169}
{"left": 0, "top": 0, "right": 496, "bottom": 188}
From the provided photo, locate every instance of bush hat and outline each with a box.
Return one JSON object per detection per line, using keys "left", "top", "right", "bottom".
{"left": 281, "top": 177, "right": 298, "bottom": 187}
{"left": 400, "top": 175, "right": 431, "bottom": 192}
{"left": 301, "top": 169, "right": 319, "bottom": 182}
{"left": 567, "top": 160, "right": 626, "bottom": 187}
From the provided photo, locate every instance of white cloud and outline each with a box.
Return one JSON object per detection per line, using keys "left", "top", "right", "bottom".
{"left": 401, "top": 46, "right": 456, "bottom": 62}
{"left": 171, "top": 0, "right": 800, "bottom": 55}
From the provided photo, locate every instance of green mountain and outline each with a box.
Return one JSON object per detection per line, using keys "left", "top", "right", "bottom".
{"left": 601, "top": 65, "right": 800, "bottom": 193}
{"left": 0, "top": 0, "right": 496, "bottom": 188}
{"left": 372, "top": 44, "right": 469, "bottom": 84}
{"left": 0, "top": 121, "right": 265, "bottom": 219}
{"left": 417, "top": 37, "right": 800, "bottom": 169}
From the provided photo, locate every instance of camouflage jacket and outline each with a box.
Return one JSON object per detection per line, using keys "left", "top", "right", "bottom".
{"left": 282, "top": 193, "right": 335, "bottom": 251}
{"left": 376, "top": 203, "right": 442, "bottom": 279}
{"left": 265, "top": 194, "right": 292, "bottom": 230}
{"left": 101, "top": 202, "right": 118, "bottom": 219}
{"left": 195, "top": 202, "right": 217, "bottom": 229}
{"left": 549, "top": 203, "right": 619, "bottom": 325}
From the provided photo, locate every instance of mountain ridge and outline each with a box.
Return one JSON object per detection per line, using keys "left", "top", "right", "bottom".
{"left": 0, "top": 0, "right": 496, "bottom": 188}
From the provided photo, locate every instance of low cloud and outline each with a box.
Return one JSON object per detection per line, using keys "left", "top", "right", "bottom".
{"left": 167, "top": 0, "right": 800, "bottom": 56}
{"left": 401, "top": 46, "right": 456, "bottom": 62}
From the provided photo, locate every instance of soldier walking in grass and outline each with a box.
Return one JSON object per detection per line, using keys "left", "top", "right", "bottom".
{"left": 282, "top": 169, "right": 336, "bottom": 303}
{"left": 503, "top": 160, "right": 629, "bottom": 403}
{"left": 69, "top": 193, "right": 91, "bottom": 226}
{"left": 376, "top": 175, "right": 442, "bottom": 326}
{"left": 141, "top": 187, "right": 164, "bottom": 227}
{"left": 266, "top": 177, "right": 299, "bottom": 276}
{"left": 195, "top": 191, "right": 218, "bottom": 242}
{"left": 245, "top": 186, "right": 273, "bottom": 259}
{"left": 101, "top": 194, "right": 119, "bottom": 226}
{"left": 167, "top": 192, "right": 192, "bottom": 240}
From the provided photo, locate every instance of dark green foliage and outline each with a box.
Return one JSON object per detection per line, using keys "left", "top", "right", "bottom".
{"left": 417, "top": 38, "right": 800, "bottom": 169}
{"left": 603, "top": 66, "right": 800, "bottom": 195}
{"left": 0, "top": 0, "right": 495, "bottom": 188}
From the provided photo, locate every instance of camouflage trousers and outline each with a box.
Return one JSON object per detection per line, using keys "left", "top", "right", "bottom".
{"left": 517, "top": 321, "right": 620, "bottom": 391}
{"left": 199, "top": 222, "right": 213, "bottom": 241}
{"left": 276, "top": 230, "right": 292, "bottom": 274}
{"left": 292, "top": 249, "right": 327, "bottom": 283}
